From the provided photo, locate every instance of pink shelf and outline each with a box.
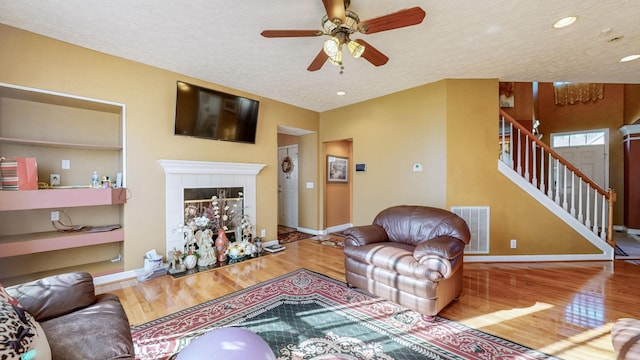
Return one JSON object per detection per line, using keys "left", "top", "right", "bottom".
{"left": 0, "top": 136, "right": 122, "bottom": 150}
{"left": 0, "top": 188, "right": 126, "bottom": 211}
{"left": 0, "top": 228, "right": 124, "bottom": 258}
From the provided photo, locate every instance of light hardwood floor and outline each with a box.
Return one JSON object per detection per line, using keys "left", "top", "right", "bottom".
{"left": 97, "top": 239, "right": 640, "bottom": 359}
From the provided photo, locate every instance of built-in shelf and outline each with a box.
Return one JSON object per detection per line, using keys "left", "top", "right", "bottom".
{"left": 0, "top": 188, "right": 127, "bottom": 211}
{"left": 1, "top": 260, "right": 124, "bottom": 287}
{"left": 0, "top": 136, "right": 122, "bottom": 151}
{"left": 0, "top": 82, "right": 127, "bottom": 283}
{"left": 0, "top": 228, "right": 124, "bottom": 258}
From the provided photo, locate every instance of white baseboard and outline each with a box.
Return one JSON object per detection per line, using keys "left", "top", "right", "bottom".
{"left": 296, "top": 226, "right": 323, "bottom": 235}
{"left": 628, "top": 228, "right": 640, "bottom": 236}
{"left": 94, "top": 269, "right": 138, "bottom": 286}
{"left": 326, "top": 223, "right": 352, "bottom": 234}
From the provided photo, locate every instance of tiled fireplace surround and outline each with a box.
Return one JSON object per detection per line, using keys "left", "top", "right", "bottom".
{"left": 158, "top": 160, "right": 266, "bottom": 258}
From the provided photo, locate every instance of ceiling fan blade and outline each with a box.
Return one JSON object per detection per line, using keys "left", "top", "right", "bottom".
{"left": 358, "top": 7, "right": 426, "bottom": 35}
{"left": 322, "top": 0, "right": 346, "bottom": 25}
{"left": 307, "top": 49, "right": 329, "bottom": 71}
{"left": 261, "top": 30, "right": 324, "bottom": 38}
{"left": 354, "top": 39, "right": 388, "bottom": 66}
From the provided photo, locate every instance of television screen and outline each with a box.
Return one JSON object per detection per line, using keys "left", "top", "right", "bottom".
{"left": 174, "top": 81, "right": 259, "bottom": 144}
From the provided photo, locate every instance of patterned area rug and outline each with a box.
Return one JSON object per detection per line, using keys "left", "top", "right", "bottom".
{"left": 131, "top": 269, "right": 561, "bottom": 360}
{"left": 311, "top": 234, "right": 345, "bottom": 248}
{"left": 278, "top": 231, "right": 314, "bottom": 244}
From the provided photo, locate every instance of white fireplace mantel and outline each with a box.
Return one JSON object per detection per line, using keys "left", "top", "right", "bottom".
{"left": 158, "top": 159, "right": 265, "bottom": 175}
{"left": 159, "top": 159, "right": 266, "bottom": 257}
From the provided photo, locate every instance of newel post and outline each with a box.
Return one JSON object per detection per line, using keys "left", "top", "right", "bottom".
{"left": 608, "top": 188, "right": 617, "bottom": 247}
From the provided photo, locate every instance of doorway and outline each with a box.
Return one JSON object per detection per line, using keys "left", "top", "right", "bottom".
{"left": 278, "top": 145, "right": 298, "bottom": 228}
{"left": 551, "top": 129, "right": 609, "bottom": 189}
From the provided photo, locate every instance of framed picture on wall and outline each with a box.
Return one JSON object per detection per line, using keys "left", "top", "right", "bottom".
{"left": 327, "top": 155, "right": 348, "bottom": 182}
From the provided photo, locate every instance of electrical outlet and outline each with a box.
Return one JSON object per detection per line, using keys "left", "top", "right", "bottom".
{"left": 261, "top": 229, "right": 266, "bottom": 237}
{"left": 510, "top": 239, "right": 517, "bottom": 249}
{"left": 51, "top": 211, "right": 60, "bottom": 222}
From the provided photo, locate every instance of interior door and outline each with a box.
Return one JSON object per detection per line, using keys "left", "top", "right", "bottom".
{"left": 278, "top": 146, "right": 298, "bottom": 228}
{"left": 555, "top": 145, "right": 606, "bottom": 189}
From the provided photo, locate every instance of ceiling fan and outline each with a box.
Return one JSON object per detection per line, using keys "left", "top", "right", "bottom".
{"left": 260, "top": 0, "right": 426, "bottom": 72}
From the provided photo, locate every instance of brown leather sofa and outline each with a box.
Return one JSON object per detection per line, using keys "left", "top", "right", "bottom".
{"left": 6, "top": 271, "right": 135, "bottom": 360}
{"left": 343, "top": 205, "right": 471, "bottom": 319}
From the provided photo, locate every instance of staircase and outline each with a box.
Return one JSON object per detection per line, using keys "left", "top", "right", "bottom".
{"left": 499, "top": 110, "right": 616, "bottom": 258}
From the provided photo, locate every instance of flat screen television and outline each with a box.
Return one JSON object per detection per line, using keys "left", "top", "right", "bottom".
{"left": 174, "top": 81, "right": 259, "bottom": 144}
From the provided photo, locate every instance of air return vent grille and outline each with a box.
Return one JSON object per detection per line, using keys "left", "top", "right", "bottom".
{"left": 451, "top": 206, "right": 490, "bottom": 254}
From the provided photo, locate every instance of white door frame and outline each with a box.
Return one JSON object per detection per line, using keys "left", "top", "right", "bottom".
{"left": 278, "top": 145, "right": 298, "bottom": 229}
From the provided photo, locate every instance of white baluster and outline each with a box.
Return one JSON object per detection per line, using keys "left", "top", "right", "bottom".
{"left": 525, "top": 134, "right": 530, "bottom": 180}
{"left": 532, "top": 141, "right": 537, "bottom": 188}
{"left": 585, "top": 187, "right": 592, "bottom": 229}
{"left": 562, "top": 164, "right": 568, "bottom": 211}
{"left": 600, "top": 193, "right": 607, "bottom": 240}
{"left": 570, "top": 172, "right": 576, "bottom": 218}
{"left": 510, "top": 123, "right": 514, "bottom": 170}
{"left": 540, "top": 147, "right": 546, "bottom": 194}
{"left": 555, "top": 158, "right": 561, "bottom": 205}
{"left": 578, "top": 180, "right": 584, "bottom": 224}
{"left": 517, "top": 129, "right": 522, "bottom": 175}
{"left": 592, "top": 190, "right": 599, "bottom": 234}
{"left": 548, "top": 154, "right": 554, "bottom": 199}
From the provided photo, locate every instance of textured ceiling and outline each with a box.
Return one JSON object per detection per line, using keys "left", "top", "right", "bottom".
{"left": 1, "top": 1, "right": 639, "bottom": 112}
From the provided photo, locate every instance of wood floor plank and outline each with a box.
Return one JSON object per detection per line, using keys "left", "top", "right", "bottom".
{"left": 96, "top": 239, "right": 640, "bottom": 359}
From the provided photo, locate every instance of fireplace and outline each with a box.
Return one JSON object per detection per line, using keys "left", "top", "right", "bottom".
{"left": 184, "top": 187, "right": 244, "bottom": 242}
{"left": 158, "top": 160, "right": 265, "bottom": 258}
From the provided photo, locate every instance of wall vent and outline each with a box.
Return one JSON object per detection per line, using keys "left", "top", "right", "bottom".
{"left": 451, "top": 206, "right": 490, "bottom": 254}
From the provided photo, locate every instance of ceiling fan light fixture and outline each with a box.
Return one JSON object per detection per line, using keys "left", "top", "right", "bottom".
{"left": 323, "top": 37, "right": 340, "bottom": 57}
{"left": 328, "top": 50, "right": 343, "bottom": 66}
{"left": 347, "top": 40, "right": 365, "bottom": 58}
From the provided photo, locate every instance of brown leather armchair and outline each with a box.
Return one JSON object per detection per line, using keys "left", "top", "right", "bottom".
{"left": 343, "top": 205, "right": 471, "bottom": 319}
{"left": 6, "top": 272, "right": 134, "bottom": 360}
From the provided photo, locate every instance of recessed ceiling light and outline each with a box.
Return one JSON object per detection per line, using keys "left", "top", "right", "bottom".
{"left": 620, "top": 54, "right": 640, "bottom": 62}
{"left": 553, "top": 16, "right": 577, "bottom": 29}
{"left": 336, "top": 91, "right": 346, "bottom": 96}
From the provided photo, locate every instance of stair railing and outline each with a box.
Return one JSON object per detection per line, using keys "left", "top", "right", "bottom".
{"left": 499, "top": 109, "right": 616, "bottom": 246}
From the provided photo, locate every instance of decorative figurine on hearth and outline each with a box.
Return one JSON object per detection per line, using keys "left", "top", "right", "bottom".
{"left": 168, "top": 248, "right": 185, "bottom": 273}
{"left": 196, "top": 228, "right": 217, "bottom": 267}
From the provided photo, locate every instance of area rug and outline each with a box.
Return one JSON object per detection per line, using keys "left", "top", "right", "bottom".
{"left": 311, "top": 234, "right": 344, "bottom": 248}
{"left": 131, "top": 269, "right": 561, "bottom": 360}
{"left": 278, "top": 231, "right": 313, "bottom": 244}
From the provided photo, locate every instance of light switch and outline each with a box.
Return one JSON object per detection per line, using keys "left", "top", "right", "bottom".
{"left": 61, "top": 160, "right": 70, "bottom": 169}
{"left": 306, "top": 182, "right": 314, "bottom": 189}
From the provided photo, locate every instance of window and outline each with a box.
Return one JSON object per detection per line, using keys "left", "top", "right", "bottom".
{"left": 552, "top": 130, "right": 605, "bottom": 148}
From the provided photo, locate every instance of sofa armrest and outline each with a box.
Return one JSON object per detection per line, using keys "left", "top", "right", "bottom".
{"left": 414, "top": 236, "right": 465, "bottom": 260}
{"left": 343, "top": 225, "right": 389, "bottom": 247}
{"left": 6, "top": 272, "right": 97, "bottom": 322}
{"left": 412, "top": 236, "right": 465, "bottom": 280}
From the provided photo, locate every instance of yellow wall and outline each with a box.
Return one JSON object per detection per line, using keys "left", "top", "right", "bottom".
{"left": 297, "top": 133, "right": 319, "bottom": 230}
{"left": 320, "top": 81, "right": 448, "bottom": 225}
{"left": 0, "top": 24, "right": 320, "bottom": 275}
{"left": 445, "top": 79, "right": 599, "bottom": 255}
{"left": 320, "top": 79, "right": 599, "bottom": 255}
